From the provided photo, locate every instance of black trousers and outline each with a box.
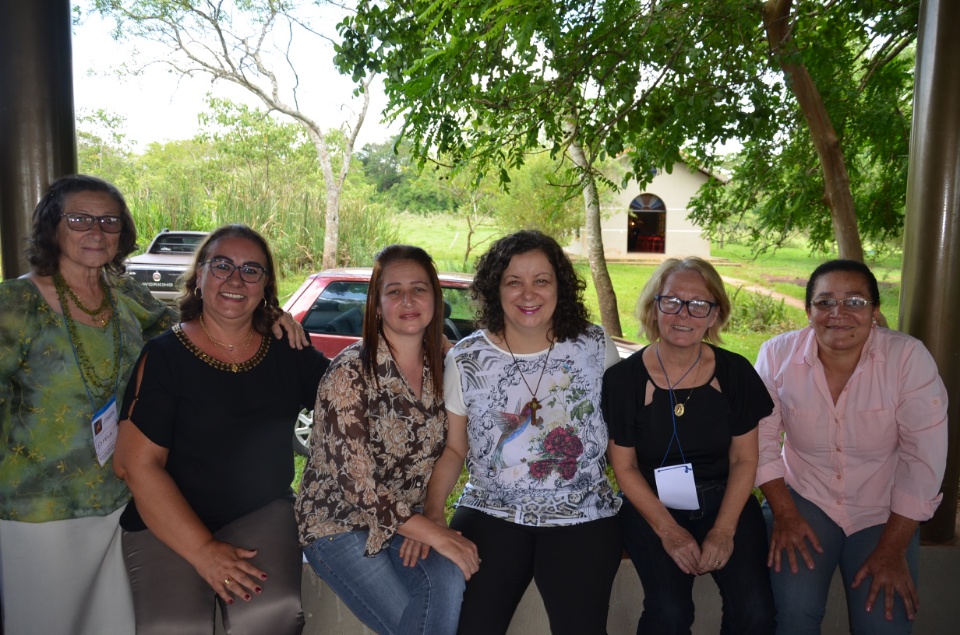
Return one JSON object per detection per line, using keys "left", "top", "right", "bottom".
{"left": 450, "top": 507, "right": 622, "bottom": 635}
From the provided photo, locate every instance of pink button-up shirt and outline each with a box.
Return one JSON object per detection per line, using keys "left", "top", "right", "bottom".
{"left": 755, "top": 327, "right": 948, "bottom": 535}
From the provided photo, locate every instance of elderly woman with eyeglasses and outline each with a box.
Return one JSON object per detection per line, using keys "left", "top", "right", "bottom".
{"left": 0, "top": 175, "right": 180, "bottom": 634}
{"left": 755, "top": 260, "right": 948, "bottom": 635}
{"left": 601, "top": 257, "right": 776, "bottom": 634}
{"left": 111, "top": 225, "right": 329, "bottom": 635}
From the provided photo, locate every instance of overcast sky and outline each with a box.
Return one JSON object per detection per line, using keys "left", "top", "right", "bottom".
{"left": 70, "top": 5, "right": 399, "bottom": 151}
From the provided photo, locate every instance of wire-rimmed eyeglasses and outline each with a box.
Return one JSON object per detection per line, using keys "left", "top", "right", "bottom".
{"left": 810, "top": 297, "right": 873, "bottom": 312}
{"left": 201, "top": 258, "right": 267, "bottom": 283}
{"left": 61, "top": 213, "right": 124, "bottom": 234}
{"left": 655, "top": 295, "right": 717, "bottom": 318}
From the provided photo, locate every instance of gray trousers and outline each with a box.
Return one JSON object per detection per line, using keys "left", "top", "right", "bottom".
{"left": 122, "top": 498, "right": 304, "bottom": 635}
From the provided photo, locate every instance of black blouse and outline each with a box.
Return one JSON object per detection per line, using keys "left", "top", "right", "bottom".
{"left": 601, "top": 344, "right": 773, "bottom": 486}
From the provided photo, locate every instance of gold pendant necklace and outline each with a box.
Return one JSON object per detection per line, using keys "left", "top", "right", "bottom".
{"left": 503, "top": 337, "right": 554, "bottom": 418}
{"left": 655, "top": 343, "right": 702, "bottom": 418}
{"left": 199, "top": 314, "right": 254, "bottom": 364}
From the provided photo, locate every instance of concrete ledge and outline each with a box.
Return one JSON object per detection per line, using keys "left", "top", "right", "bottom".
{"left": 285, "top": 545, "right": 960, "bottom": 634}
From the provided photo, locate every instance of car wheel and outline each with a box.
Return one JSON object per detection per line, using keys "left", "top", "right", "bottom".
{"left": 293, "top": 408, "right": 313, "bottom": 456}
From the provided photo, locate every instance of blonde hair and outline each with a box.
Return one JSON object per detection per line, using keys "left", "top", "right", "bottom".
{"left": 636, "top": 257, "right": 729, "bottom": 344}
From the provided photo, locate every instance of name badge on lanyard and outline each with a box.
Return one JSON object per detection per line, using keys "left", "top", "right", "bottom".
{"left": 654, "top": 463, "right": 699, "bottom": 510}
{"left": 91, "top": 396, "right": 119, "bottom": 466}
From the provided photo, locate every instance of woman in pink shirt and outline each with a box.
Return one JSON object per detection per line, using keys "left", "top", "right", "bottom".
{"left": 755, "top": 259, "right": 948, "bottom": 635}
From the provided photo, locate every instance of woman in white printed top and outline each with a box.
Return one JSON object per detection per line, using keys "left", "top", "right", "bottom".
{"left": 424, "top": 230, "right": 622, "bottom": 635}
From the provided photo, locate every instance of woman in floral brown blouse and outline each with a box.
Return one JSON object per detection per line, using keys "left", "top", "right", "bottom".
{"left": 295, "top": 245, "right": 480, "bottom": 635}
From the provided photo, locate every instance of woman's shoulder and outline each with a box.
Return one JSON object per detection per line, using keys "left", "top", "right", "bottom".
{"left": 603, "top": 345, "right": 649, "bottom": 382}
{"left": 870, "top": 327, "right": 932, "bottom": 361}
{"left": 327, "top": 340, "right": 364, "bottom": 371}
{"left": 450, "top": 329, "right": 490, "bottom": 355}
{"left": 711, "top": 344, "right": 756, "bottom": 371}
{"left": 0, "top": 277, "right": 54, "bottom": 328}
{"left": 0, "top": 277, "right": 43, "bottom": 305}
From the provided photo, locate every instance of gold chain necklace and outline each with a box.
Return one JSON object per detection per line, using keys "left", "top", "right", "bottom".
{"left": 58, "top": 273, "right": 111, "bottom": 326}
{"left": 52, "top": 271, "right": 122, "bottom": 401}
{"left": 503, "top": 337, "right": 554, "bottom": 418}
{"left": 655, "top": 343, "right": 702, "bottom": 417}
{"left": 199, "top": 314, "right": 254, "bottom": 363}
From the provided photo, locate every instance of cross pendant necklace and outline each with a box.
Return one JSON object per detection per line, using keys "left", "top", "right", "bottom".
{"left": 504, "top": 337, "right": 554, "bottom": 417}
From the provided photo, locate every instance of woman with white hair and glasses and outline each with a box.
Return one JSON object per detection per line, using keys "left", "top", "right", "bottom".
{"left": 602, "top": 256, "right": 776, "bottom": 634}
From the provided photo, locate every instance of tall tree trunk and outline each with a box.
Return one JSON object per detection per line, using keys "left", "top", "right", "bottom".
{"left": 566, "top": 132, "right": 623, "bottom": 337}
{"left": 762, "top": 0, "right": 864, "bottom": 261}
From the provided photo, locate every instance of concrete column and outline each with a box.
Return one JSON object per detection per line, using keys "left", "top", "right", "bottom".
{"left": 901, "top": 0, "right": 960, "bottom": 543}
{"left": 0, "top": 0, "right": 76, "bottom": 279}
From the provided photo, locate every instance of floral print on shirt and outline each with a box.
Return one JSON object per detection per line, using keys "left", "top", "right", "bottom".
{"left": 295, "top": 339, "right": 446, "bottom": 556}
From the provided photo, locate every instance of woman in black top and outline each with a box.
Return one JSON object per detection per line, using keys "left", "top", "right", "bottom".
{"left": 114, "top": 225, "right": 329, "bottom": 635}
{"left": 601, "top": 257, "right": 775, "bottom": 635}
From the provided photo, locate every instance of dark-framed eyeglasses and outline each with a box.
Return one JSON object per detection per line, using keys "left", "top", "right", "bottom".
{"left": 655, "top": 295, "right": 717, "bottom": 318}
{"left": 201, "top": 258, "right": 267, "bottom": 283}
{"left": 61, "top": 212, "right": 124, "bottom": 234}
{"left": 810, "top": 297, "right": 872, "bottom": 312}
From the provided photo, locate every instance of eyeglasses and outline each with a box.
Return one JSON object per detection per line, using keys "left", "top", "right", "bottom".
{"left": 655, "top": 295, "right": 717, "bottom": 318}
{"left": 810, "top": 297, "right": 873, "bottom": 312}
{"left": 201, "top": 258, "right": 267, "bottom": 283}
{"left": 61, "top": 213, "right": 124, "bottom": 234}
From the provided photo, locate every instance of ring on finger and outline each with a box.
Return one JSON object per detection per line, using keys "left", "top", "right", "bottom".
{"left": 224, "top": 578, "right": 231, "bottom": 586}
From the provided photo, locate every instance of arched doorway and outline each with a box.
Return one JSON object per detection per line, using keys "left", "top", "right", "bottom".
{"left": 628, "top": 193, "right": 665, "bottom": 254}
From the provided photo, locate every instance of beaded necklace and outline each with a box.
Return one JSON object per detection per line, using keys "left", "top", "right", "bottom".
{"left": 60, "top": 276, "right": 112, "bottom": 326}
{"left": 52, "top": 271, "right": 122, "bottom": 403}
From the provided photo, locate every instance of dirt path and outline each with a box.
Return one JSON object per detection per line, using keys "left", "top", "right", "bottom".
{"left": 721, "top": 276, "right": 806, "bottom": 310}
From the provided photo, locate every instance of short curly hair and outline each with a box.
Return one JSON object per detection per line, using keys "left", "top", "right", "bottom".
{"left": 26, "top": 174, "right": 137, "bottom": 277}
{"left": 636, "top": 257, "right": 729, "bottom": 344}
{"left": 471, "top": 230, "right": 589, "bottom": 342}
{"left": 178, "top": 225, "right": 281, "bottom": 336}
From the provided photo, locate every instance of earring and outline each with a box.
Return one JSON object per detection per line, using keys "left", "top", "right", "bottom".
{"left": 194, "top": 287, "right": 202, "bottom": 299}
{"left": 261, "top": 297, "right": 268, "bottom": 308}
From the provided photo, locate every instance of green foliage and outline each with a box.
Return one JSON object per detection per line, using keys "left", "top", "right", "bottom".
{"left": 338, "top": 0, "right": 918, "bottom": 256}
{"left": 726, "top": 288, "right": 801, "bottom": 335}
{"left": 77, "top": 98, "right": 397, "bottom": 271}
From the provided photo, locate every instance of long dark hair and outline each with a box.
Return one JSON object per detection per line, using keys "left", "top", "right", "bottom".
{"left": 26, "top": 174, "right": 137, "bottom": 276}
{"left": 178, "top": 225, "right": 281, "bottom": 336}
{"left": 471, "top": 230, "right": 589, "bottom": 342}
{"left": 361, "top": 245, "right": 445, "bottom": 398}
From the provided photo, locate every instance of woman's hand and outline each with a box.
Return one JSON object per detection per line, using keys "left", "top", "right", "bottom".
{"left": 768, "top": 510, "right": 823, "bottom": 574}
{"left": 431, "top": 528, "right": 481, "bottom": 581}
{"left": 659, "top": 525, "right": 702, "bottom": 575}
{"left": 272, "top": 311, "right": 308, "bottom": 348}
{"left": 398, "top": 537, "right": 431, "bottom": 568}
{"left": 697, "top": 527, "right": 734, "bottom": 574}
{"left": 193, "top": 539, "right": 266, "bottom": 604}
{"left": 851, "top": 513, "right": 922, "bottom": 622}
{"left": 852, "top": 543, "right": 919, "bottom": 622}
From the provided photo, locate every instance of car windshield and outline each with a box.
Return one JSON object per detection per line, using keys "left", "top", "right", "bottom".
{"left": 152, "top": 235, "right": 205, "bottom": 253}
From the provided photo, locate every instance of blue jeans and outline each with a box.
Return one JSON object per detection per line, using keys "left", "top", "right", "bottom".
{"left": 303, "top": 530, "right": 465, "bottom": 635}
{"left": 620, "top": 486, "right": 775, "bottom": 635}
{"left": 762, "top": 490, "right": 920, "bottom": 635}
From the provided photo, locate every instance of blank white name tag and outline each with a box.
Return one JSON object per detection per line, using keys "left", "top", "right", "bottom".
{"left": 654, "top": 463, "right": 699, "bottom": 510}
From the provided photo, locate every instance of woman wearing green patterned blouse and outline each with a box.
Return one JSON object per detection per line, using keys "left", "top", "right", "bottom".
{"left": 0, "top": 178, "right": 307, "bottom": 634}
{"left": 0, "top": 175, "right": 177, "bottom": 634}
